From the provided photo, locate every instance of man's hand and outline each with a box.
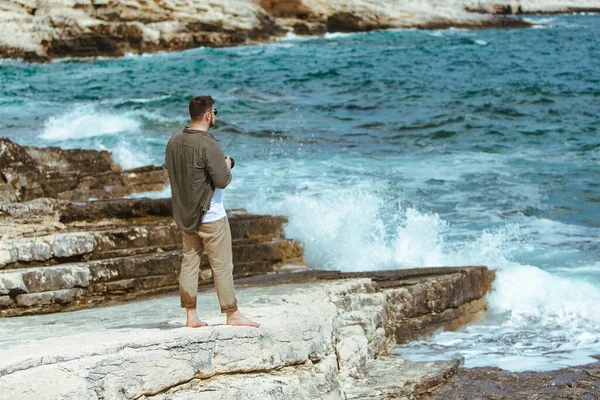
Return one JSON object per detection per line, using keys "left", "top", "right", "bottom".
{"left": 225, "top": 156, "right": 232, "bottom": 170}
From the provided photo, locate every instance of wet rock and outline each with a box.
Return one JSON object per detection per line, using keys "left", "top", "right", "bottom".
{"left": 426, "top": 357, "right": 600, "bottom": 399}
{"left": 290, "top": 20, "right": 327, "bottom": 35}
{"left": 344, "top": 355, "right": 461, "bottom": 399}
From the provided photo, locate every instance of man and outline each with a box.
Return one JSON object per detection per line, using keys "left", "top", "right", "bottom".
{"left": 165, "top": 95, "right": 259, "bottom": 328}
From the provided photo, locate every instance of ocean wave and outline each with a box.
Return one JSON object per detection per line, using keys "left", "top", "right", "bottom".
{"left": 243, "top": 186, "right": 600, "bottom": 371}
{"left": 323, "top": 32, "right": 359, "bottom": 39}
{"left": 277, "top": 32, "right": 312, "bottom": 42}
{"left": 106, "top": 141, "right": 155, "bottom": 170}
{"left": 39, "top": 105, "right": 180, "bottom": 141}
{"left": 523, "top": 17, "right": 557, "bottom": 25}
{"left": 40, "top": 105, "right": 141, "bottom": 140}
{"left": 0, "top": 58, "right": 24, "bottom": 65}
{"left": 120, "top": 95, "right": 172, "bottom": 104}
{"left": 124, "top": 185, "right": 171, "bottom": 199}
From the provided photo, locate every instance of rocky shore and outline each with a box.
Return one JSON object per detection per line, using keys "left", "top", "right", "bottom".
{"left": 426, "top": 357, "right": 600, "bottom": 399}
{"left": 0, "top": 137, "right": 499, "bottom": 399}
{"left": 2, "top": 137, "right": 597, "bottom": 398}
{"left": 0, "top": 268, "right": 495, "bottom": 399}
{"left": 2, "top": 0, "right": 599, "bottom": 62}
{"left": 0, "top": 137, "right": 304, "bottom": 316}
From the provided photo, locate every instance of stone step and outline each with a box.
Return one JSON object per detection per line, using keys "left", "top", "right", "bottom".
{"left": 0, "top": 237, "right": 304, "bottom": 316}
{"left": 1, "top": 230, "right": 300, "bottom": 269}
{"left": 1, "top": 217, "right": 293, "bottom": 269}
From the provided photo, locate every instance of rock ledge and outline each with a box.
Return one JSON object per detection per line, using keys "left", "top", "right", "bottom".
{"left": 0, "top": 267, "right": 494, "bottom": 399}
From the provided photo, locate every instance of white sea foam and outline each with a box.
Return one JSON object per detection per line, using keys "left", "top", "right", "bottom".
{"left": 243, "top": 185, "right": 600, "bottom": 371}
{"left": 39, "top": 105, "right": 179, "bottom": 141}
{"left": 475, "top": 39, "right": 488, "bottom": 46}
{"left": 324, "top": 32, "right": 358, "bottom": 39}
{"left": 125, "top": 185, "right": 171, "bottom": 199}
{"left": 40, "top": 105, "right": 141, "bottom": 140}
{"left": 124, "top": 109, "right": 175, "bottom": 124}
{"left": 112, "top": 142, "right": 154, "bottom": 170}
{"left": 278, "top": 32, "right": 312, "bottom": 42}
{"left": 427, "top": 31, "right": 445, "bottom": 37}
{"left": 0, "top": 58, "right": 24, "bottom": 65}
{"left": 523, "top": 17, "right": 557, "bottom": 25}
{"left": 124, "top": 95, "right": 172, "bottom": 104}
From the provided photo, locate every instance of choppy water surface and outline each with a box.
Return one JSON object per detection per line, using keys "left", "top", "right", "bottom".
{"left": 1, "top": 15, "right": 599, "bottom": 372}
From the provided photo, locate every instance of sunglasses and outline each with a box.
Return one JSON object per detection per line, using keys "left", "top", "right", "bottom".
{"left": 213, "top": 108, "right": 218, "bottom": 116}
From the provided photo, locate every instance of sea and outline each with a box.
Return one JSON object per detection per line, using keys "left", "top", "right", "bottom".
{"left": 1, "top": 14, "right": 598, "bottom": 373}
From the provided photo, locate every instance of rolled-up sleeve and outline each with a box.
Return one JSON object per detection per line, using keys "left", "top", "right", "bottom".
{"left": 204, "top": 141, "right": 232, "bottom": 189}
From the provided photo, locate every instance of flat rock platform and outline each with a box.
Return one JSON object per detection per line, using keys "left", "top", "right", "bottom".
{"left": 0, "top": 267, "right": 493, "bottom": 399}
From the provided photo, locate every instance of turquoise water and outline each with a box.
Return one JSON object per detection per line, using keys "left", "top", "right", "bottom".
{"left": 1, "top": 15, "right": 599, "bottom": 371}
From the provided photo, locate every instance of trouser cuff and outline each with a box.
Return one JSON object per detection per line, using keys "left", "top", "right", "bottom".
{"left": 221, "top": 302, "right": 238, "bottom": 313}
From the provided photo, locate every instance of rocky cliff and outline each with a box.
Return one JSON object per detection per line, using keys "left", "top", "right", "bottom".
{"left": 2, "top": 0, "right": 599, "bottom": 62}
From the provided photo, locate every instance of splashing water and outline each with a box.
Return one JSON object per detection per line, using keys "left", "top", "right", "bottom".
{"left": 41, "top": 105, "right": 141, "bottom": 140}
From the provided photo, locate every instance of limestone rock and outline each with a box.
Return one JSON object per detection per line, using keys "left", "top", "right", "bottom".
{"left": 0, "top": 138, "right": 168, "bottom": 203}
{"left": 0, "top": 194, "right": 304, "bottom": 316}
{"left": 21, "top": 264, "right": 91, "bottom": 292}
{"left": 4, "top": 0, "right": 599, "bottom": 61}
{"left": 0, "top": 274, "right": 492, "bottom": 399}
{"left": 343, "top": 355, "right": 461, "bottom": 399}
{"left": 0, "top": 0, "right": 282, "bottom": 61}
{"left": 256, "top": 0, "right": 534, "bottom": 32}
{"left": 0, "top": 138, "right": 56, "bottom": 202}
{"left": 51, "top": 232, "right": 96, "bottom": 258}
{"left": 16, "top": 288, "right": 85, "bottom": 307}
{"left": 153, "top": 356, "right": 343, "bottom": 400}
{"left": 464, "top": 0, "right": 600, "bottom": 14}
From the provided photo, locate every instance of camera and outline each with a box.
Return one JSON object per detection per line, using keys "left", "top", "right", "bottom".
{"left": 226, "top": 156, "right": 235, "bottom": 169}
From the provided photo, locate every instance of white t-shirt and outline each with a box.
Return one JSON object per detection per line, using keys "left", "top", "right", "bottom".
{"left": 202, "top": 188, "right": 227, "bottom": 223}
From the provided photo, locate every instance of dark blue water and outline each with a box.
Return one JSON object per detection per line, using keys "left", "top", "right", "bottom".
{"left": 1, "top": 14, "right": 599, "bottom": 371}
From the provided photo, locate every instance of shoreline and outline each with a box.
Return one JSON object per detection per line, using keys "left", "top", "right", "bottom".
{"left": 0, "top": 14, "right": 566, "bottom": 65}
{"left": 2, "top": 12, "right": 598, "bottom": 64}
{"left": 4, "top": 0, "right": 600, "bottom": 63}
{"left": 427, "top": 356, "right": 600, "bottom": 399}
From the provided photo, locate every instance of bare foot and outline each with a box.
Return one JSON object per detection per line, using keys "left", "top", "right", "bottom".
{"left": 185, "top": 308, "right": 208, "bottom": 328}
{"left": 186, "top": 318, "right": 208, "bottom": 328}
{"left": 226, "top": 310, "right": 260, "bottom": 328}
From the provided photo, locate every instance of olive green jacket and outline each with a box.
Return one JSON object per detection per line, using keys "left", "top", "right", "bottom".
{"left": 165, "top": 128, "right": 231, "bottom": 232}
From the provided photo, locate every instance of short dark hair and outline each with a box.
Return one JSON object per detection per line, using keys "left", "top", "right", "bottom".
{"left": 189, "top": 96, "right": 214, "bottom": 121}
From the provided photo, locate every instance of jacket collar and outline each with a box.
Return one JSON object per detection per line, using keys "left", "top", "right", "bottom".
{"left": 183, "top": 127, "right": 214, "bottom": 139}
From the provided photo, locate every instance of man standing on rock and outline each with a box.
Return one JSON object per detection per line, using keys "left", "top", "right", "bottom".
{"left": 165, "top": 95, "right": 260, "bottom": 328}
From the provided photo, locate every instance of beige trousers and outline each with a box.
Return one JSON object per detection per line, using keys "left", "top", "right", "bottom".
{"left": 179, "top": 217, "right": 238, "bottom": 313}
